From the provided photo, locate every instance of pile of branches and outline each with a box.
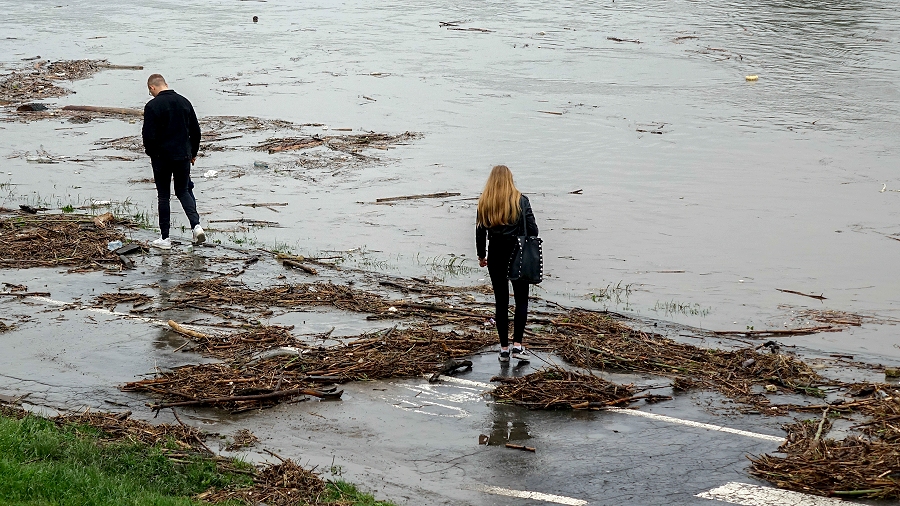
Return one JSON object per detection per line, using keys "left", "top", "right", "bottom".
{"left": 201, "top": 457, "right": 327, "bottom": 506}
{"left": 180, "top": 326, "right": 302, "bottom": 360}
{"left": 123, "top": 325, "right": 494, "bottom": 412}
{"left": 121, "top": 363, "right": 341, "bottom": 414}
{"left": 553, "top": 310, "right": 825, "bottom": 413}
{"left": 167, "top": 278, "right": 392, "bottom": 315}
{"left": 95, "top": 115, "right": 295, "bottom": 153}
{"left": 296, "top": 325, "right": 493, "bottom": 379}
{"left": 750, "top": 387, "right": 900, "bottom": 499}
{"left": 490, "top": 367, "right": 670, "bottom": 410}
{"left": 0, "top": 214, "right": 125, "bottom": 270}
{"left": 94, "top": 292, "right": 153, "bottom": 310}
{"left": 51, "top": 408, "right": 211, "bottom": 451}
{"left": 255, "top": 131, "right": 419, "bottom": 154}
{"left": 0, "top": 59, "right": 108, "bottom": 103}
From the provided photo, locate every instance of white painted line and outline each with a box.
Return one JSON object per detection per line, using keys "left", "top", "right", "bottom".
{"left": 697, "top": 482, "right": 845, "bottom": 505}
{"left": 428, "top": 375, "right": 494, "bottom": 389}
{"left": 608, "top": 408, "right": 783, "bottom": 442}
{"left": 476, "top": 485, "right": 588, "bottom": 506}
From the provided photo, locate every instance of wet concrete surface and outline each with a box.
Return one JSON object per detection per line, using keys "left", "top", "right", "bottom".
{"left": 0, "top": 245, "right": 876, "bottom": 505}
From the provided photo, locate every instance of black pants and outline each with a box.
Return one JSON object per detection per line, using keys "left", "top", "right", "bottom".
{"left": 487, "top": 237, "right": 529, "bottom": 348}
{"left": 151, "top": 158, "right": 199, "bottom": 239}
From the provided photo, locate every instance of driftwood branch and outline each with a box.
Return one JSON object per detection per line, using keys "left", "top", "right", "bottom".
{"left": 505, "top": 443, "right": 536, "bottom": 452}
{"left": 149, "top": 386, "right": 343, "bottom": 411}
{"left": 62, "top": 105, "right": 144, "bottom": 116}
{"left": 375, "top": 192, "right": 460, "bottom": 203}
{"left": 167, "top": 320, "right": 211, "bottom": 340}
{"left": 777, "top": 288, "right": 826, "bottom": 300}
{"left": 710, "top": 326, "right": 838, "bottom": 337}
{"left": 282, "top": 259, "right": 318, "bottom": 275}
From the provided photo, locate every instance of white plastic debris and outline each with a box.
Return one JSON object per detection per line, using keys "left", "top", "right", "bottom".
{"left": 203, "top": 170, "right": 218, "bottom": 178}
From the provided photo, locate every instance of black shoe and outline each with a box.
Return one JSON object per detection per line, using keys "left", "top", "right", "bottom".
{"left": 512, "top": 346, "right": 529, "bottom": 360}
{"left": 498, "top": 350, "right": 510, "bottom": 363}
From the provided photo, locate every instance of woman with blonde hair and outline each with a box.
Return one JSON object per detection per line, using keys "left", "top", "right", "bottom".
{"left": 476, "top": 165, "right": 538, "bottom": 363}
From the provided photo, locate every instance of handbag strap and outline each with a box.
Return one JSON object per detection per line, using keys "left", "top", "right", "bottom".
{"left": 519, "top": 195, "right": 527, "bottom": 237}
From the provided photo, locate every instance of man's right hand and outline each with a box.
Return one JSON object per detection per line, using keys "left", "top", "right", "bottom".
{"left": 479, "top": 258, "right": 488, "bottom": 268}
{"left": 190, "top": 157, "right": 196, "bottom": 165}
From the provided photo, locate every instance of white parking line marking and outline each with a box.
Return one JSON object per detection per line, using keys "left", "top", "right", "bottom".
{"left": 429, "top": 376, "right": 783, "bottom": 442}
{"left": 428, "top": 375, "right": 494, "bottom": 389}
{"left": 697, "top": 482, "right": 845, "bottom": 505}
{"left": 476, "top": 485, "right": 588, "bottom": 505}
{"left": 608, "top": 408, "right": 783, "bottom": 442}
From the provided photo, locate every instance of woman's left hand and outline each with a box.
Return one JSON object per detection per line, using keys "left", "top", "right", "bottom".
{"left": 479, "top": 257, "right": 488, "bottom": 268}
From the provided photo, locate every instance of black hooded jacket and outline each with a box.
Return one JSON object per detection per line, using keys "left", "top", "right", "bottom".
{"left": 142, "top": 90, "right": 201, "bottom": 161}
{"left": 476, "top": 195, "right": 538, "bottom": 259}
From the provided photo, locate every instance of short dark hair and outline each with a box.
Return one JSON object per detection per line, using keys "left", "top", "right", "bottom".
{"left": 147, "top": 74, "right": 167, "bottom": 87}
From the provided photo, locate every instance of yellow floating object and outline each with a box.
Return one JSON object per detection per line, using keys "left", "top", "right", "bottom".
{"left": 745, "top": 75, "right": 759, "bottom": 81}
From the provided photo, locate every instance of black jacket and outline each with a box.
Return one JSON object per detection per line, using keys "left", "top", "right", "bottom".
{"left": 476, "top": 195, "right": 538, "bottom": 259}
{"left": 142, "top": 90, "right": 201, "bottom": 161}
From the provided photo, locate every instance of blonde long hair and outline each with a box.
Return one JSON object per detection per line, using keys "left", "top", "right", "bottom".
{"left": 477, "top": 165, "right": 522, "bottom": 228}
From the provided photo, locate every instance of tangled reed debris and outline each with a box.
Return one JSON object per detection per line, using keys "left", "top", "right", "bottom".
{"left": 255, "top": 132, "right": 420, "bottom": 154}
{"left": 490, "top": 368, "right": 670, "bottom": 410}
{"left": 51, "top": 408, "right": 211, "bottom": 452}
{"left": 202, "top": 458, "right": 327, "bottom": 506}
{"left": 0, "top": 214, "right": 126, "bottom": 270}
{"left": 750, "top": 386, "right": 900, "bottom": 499}
{"left": 169, "top": 278, "right": 391, "bottom": 315}
{"left": 0, "top": 59, "right": 109, "bottom": 103}
{"left": 122, "top": 324, "right": 495, "bottom": 412}
{"left": 225, "top": 428, "right": 259, "bottom": 451}
{"left": 95, "top": 292, "right": 153, "bottom": 310}
{"left": 552, "top": 310, "right": 824, "bottom": 412}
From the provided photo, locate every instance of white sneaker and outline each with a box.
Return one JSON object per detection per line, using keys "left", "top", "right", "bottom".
{"left": 192, "top": 225, "right": 206, "bottom": 245}
{"left": 150, "top": 237, "right": 172, "bottom": 250}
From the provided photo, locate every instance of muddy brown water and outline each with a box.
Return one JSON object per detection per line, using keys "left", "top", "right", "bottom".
{"left": 1, "top": 1, "right": 900, "bottom": 504}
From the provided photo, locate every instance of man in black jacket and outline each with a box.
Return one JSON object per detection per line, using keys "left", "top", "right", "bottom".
{"left": 142, "top": 74, "right": 205, "bottom": 249}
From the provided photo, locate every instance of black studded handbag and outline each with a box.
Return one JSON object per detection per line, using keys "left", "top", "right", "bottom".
{"left": 507, "top": 201, "right": 543, "bottom": 284}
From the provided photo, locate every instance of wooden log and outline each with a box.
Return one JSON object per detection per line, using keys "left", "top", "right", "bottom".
{"left": 167, "top": 320, "right": 211, "bottom": 339}
{"left": 505, "top": 443, "right": 536, "bottom": 452}
{"left": 282, "top": 259, "right": 318, "bottom": 275}
{"left": 117, "top": 254, "right": 134, "bottom": 269}
{"left": 375, "top": 192, "right": 461, "bottom": 203}
{"left": 710, "top": 326, "right": 837, "bottom": 336}
{"left": 149, "top": 387, "right": 343, "bottom": 411}
{"left": 62, "top": 105, "right": 143, "bottom": 116}
{"left": 97, "top": 63, "right": 144, "bottom": 70}
{"left": 776, "top": 288, "right": 826, "bottom": 300}
{"left": 0, "top": 292, "right": 51, "bottom": 297}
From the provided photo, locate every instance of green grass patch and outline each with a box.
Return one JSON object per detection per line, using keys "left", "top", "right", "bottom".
{"left": 0, "top": 410, "right": 397, "bottom": 506}
{"left": 324, "top": 480, "right": 396, "bottom": 506}
{"left": 0, "top": 412, "right": 249, "bottom": 506}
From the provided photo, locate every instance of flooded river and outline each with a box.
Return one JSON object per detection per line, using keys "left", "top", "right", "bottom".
{"left": 2, "top": 0, "right": 900, "bottom": 358}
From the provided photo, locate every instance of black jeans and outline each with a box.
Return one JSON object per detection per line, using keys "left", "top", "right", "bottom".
{"left": 487, "top": 237, "right": 529, "bottom": 348}
{"left": 151, "top": 158, "right": 199, "bottom": 239}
